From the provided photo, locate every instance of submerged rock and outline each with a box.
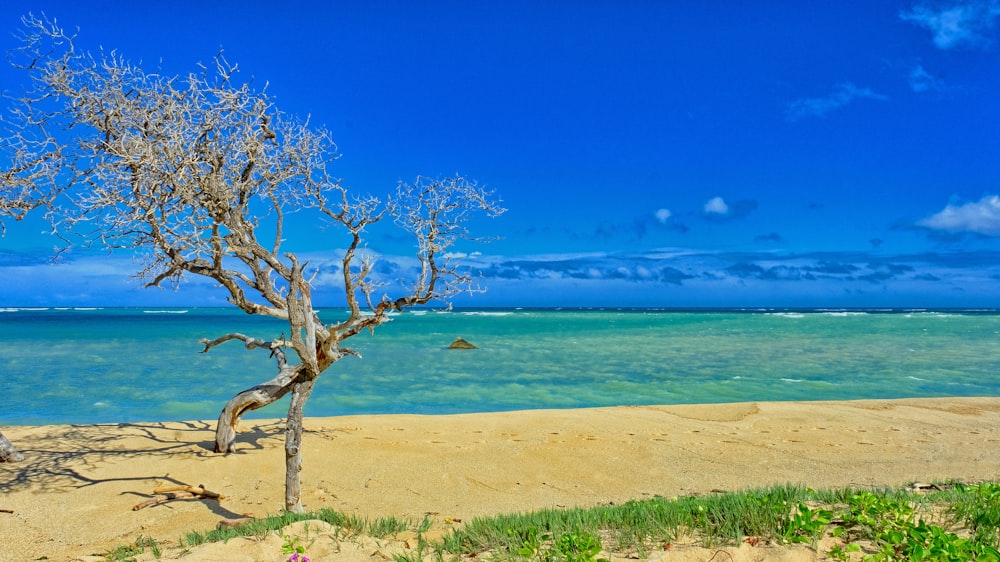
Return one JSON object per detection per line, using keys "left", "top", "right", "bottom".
{"left": 447, "top": 337, "right": 478, "bottom": 350}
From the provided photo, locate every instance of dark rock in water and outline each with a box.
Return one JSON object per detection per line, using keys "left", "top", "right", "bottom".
{"left": 448, "top": 337, "right": 478, "bottom": 350}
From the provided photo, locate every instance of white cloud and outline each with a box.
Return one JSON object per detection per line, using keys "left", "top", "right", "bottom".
{"left": 919, "top": 194, "right": 1000, "bottom": 235}
{"left": 908, "top": 64, "right": 945, "bottom": 92}
{"left": 654, "top": 208, "right": 672, "bottom": 223}
{"left": 703, "top": 196, "right": 729, "bottom": 215}
{"left": 901, "top": 0, "right": 1000, "bottom": 49}
{"left": 785, "top": 83, "right": 888, "bottom": 121}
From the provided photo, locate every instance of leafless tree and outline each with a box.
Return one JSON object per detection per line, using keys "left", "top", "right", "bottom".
{"left": 0, "top": 16, "right": 504, "bottom": 510}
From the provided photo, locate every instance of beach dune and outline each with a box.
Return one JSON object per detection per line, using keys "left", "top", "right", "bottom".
{"left": 2, "top": 397, "right": 1000, "bottom": 561}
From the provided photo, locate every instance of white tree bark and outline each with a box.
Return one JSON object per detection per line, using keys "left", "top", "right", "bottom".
{"left": 283, "top": 378, "right": 315, "bottom": 513}
{"left": 0, "top": 431, "right": 24, "bottom": 463}
{"left": 214, "top": 365, "right": 299, "bottom": 453}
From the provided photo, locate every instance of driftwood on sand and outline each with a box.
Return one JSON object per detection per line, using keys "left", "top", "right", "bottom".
{"left": 132, "top": 485, "right": 224, "bottom": 511}
{"left": 216, "top": 517, "right": 256, "bottom": 529}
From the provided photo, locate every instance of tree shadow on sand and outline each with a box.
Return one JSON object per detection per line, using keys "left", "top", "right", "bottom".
{"left": 0, "top": 419, "right": 285, "bottom": 498}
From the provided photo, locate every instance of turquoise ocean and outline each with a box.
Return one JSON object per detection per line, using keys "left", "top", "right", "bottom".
{"left": 1, "top": 307, "right": 999, "bottom": 426}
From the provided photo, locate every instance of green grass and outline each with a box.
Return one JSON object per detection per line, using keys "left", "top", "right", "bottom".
{"left": 183, "top": 507, "right": 412, "bottom": 547}
{"left": 101, "top": 535, "right": 161, "bottom": 561}
{"left": 105, "top": 481, "right": 1000, "bottom": 561}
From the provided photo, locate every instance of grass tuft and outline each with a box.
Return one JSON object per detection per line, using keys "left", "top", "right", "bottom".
{"left": 102, "top": 535, "right": 161, "bottom": 561}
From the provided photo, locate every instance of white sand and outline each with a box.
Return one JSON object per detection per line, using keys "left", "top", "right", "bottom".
{"left": 2, "top": 397, "right": 999, "bottom": 561}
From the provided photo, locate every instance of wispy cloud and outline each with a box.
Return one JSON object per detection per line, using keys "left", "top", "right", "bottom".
{"left": 4, "top": 246, "right": 1000, "bottom": 307}
{"left": 918, "top": 194, "right": 1000, "bottom": 235}
{"left": 755, "top": 232, "right": 783, "bottom": 244}
{"left": 459, "top": 248, "right": 1000, "bottom": 306}
{"left": 0, "top": 252, "right": 216, "bottom": 306}
{"left": 466, "top": 248, "right": 986, "bottom": 288}
{"left": 0, "top": 249, "right": 50, "bottom": 267}
{"left": 785, "top": 83, "right": 888, "bottom": 121}
{"left": 908, "top": 64, "right": 945, "bottom": 92}
{"left": 458, "top": 251, "right": 695, "bottom": 285}
{"left": 901, "top": 0, "right": 1000, "bottom": 49}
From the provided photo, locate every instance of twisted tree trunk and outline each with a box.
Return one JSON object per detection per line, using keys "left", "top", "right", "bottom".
{"left": 211, "top": 356, "right": 320, "bottom": 512}
{"left": 214, "top": 365, "right": 301, "bottom": 453}
{"left": 0, "top": 431, "right": 24, "bottom": 463}
{"left": 284, "top": 378, "right": 316, "bottom": 513}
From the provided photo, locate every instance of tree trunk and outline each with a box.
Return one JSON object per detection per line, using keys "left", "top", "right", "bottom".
{"left": 0, "top": 431, "right": 24, "bottom": 463}
{"left": 284, "top": 378, "right": 315, "bottom": 513}
{"left": 214, "top": 365, "right": 301, "bottom": 453}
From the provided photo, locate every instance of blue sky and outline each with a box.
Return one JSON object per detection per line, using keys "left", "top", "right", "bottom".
{"left": 2, "top": 1, "right": 1000, "bottom": 308}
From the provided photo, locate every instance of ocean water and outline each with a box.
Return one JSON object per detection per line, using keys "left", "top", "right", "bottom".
{"left": 1, "top": 307, "right": 999, "bottom": 425}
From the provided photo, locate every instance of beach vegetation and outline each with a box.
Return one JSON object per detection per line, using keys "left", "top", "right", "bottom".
{"left": 0, "top": 15, "right": 503, "bottom": 513}
{"left": 182, "top": 507, "right": 413, "bottom": 548}
{"left": 111, "top": 481, "right": 1000, "bottom": 561}
{"left": 102, "top": 535, "right": 161, "bottom": 561}
{"left": 431, "top": 483, "right": 1000, "bottom": 561}
{"left": 946, "top": 481, "right": 1000, "bottom": 548}
{"left": 509, "top": 528, "right": 609, "bottom": 562}
{"left": 281, "top": 533, "right": 307, "bottom": 560}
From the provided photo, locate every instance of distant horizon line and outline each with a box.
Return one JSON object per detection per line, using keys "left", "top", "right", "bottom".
{"left": 3, "top": 305, "right": 1000, "bottom": 314}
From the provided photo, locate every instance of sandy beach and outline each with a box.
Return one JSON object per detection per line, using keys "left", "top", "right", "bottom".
{"left": 2, "top": 397, "right": 1000, "bottom": 561}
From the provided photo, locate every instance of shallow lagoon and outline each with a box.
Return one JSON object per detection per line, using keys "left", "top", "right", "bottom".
{"left": 2, "top": 307, "right": 998, "bottom": 424}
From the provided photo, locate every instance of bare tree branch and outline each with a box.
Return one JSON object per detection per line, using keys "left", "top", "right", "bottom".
{"left": 0, "top": 15, "right": 504, "bottom": 513}
{"left": 198, "top": 333, "right": 289, "bottom": 368}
